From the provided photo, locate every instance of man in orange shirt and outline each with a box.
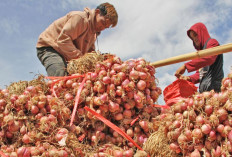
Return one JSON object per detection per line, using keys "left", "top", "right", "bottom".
{"left": 36, "top": 2, "right": 118, "bottom": 76}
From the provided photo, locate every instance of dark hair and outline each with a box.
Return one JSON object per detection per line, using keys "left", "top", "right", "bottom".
{"left": 96, "top": 4, "right": 107, "bottom": 16}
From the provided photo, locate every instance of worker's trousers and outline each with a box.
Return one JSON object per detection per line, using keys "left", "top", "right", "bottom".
{"left": 37, "top": 47, "right": 68, "bottom": 76}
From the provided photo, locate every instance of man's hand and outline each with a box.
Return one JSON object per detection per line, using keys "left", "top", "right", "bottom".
{"left": 179, "top": 75, "right": 191, "bottom": 81}
{"left": 175, "top": 64, "right": 186, "bottom": 78}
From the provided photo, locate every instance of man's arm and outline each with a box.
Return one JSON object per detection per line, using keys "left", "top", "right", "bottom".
{"left": 185, "top": 39, "right": 219, "bottom": 72}
{"left": 56, "top": 14, "right": 86, "bottom": 60}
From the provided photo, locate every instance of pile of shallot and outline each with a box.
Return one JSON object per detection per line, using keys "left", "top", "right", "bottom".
{"left": 0, "top": 54, "right": 161, "bottom": 156}
{"left": 159, "top": 73, "right": 232, "bottom": 157}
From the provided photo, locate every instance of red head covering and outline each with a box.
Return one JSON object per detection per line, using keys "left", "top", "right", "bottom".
{"left": 187, "top": 22, "right": 210, "bottom": 50}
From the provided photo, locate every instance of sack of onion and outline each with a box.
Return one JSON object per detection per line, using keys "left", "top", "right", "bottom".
{"left": 143, "top": 72, "right": 232, "bottom": 157}
{"left": 0, "top": 53, "right": 162, "bottom": 156}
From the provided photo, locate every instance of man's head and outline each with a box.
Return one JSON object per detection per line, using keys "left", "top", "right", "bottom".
{"left": 95, "top": 2, "right": 118, "bottom": 32}
{"left": 187, "top": 23, "right": 210, "bottom": 50}
{"left": 189, "top": 30, "right": 200, "bottom": 50}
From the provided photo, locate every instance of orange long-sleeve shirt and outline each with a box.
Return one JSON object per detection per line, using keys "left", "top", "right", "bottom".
{"left": 37, "top": 8, "right": 97, "bottom": 61}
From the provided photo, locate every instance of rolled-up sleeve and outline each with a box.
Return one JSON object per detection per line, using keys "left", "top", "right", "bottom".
{"left": 189, "top": 71, "right": 200, "bottom": 84}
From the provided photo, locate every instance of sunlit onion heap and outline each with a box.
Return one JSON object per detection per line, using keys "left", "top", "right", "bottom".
{"left": 0, "top": 54, "right": 162, "bottom": 156}
{"left": 143, "top": 73, "right": 232, "bottom": 157}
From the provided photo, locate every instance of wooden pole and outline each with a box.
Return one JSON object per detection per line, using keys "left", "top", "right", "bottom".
{"left": 150, "top": 43, "right": 232, "bottom": 68}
